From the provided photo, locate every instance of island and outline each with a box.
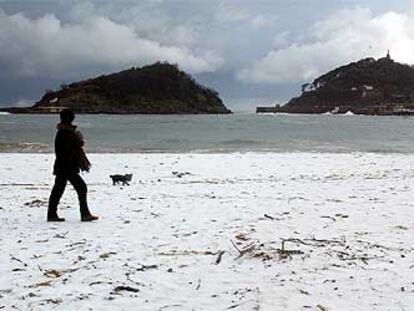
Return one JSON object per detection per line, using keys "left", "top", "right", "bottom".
{"left": 257, "top": 52, "right": 414, "bottom": 115}
{"left": 1, "top": 62, "right": 231, "bottom": 114}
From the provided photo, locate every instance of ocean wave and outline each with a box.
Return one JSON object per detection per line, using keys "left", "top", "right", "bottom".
{"left": 0, "top": 142, "right": 50, "bottom": 152}
{"left": 218, "top": 139, "right": 272, "bottom": 146}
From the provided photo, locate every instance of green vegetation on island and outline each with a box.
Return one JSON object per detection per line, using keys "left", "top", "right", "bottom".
{"left": 257, "top": 53, "right": 414, "bottom": 115}
{"left": 3, "top": 62, "right": 231, "bottom": 114}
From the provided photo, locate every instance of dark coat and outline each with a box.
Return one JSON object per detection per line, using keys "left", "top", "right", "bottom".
{"left": 53, "top": 123, "right": 87, "bottom": 175}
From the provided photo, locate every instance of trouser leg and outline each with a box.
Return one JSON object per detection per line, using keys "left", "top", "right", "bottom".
{"left": 48, "top": 175, "right": 68, "bottom": 218}
{"left": 68, "top": 174, "right": 91, "bottom": 217}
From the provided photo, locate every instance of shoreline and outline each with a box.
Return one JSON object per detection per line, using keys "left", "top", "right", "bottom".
{"left": 2, "top": 150, "right": 414, "bottom": 155}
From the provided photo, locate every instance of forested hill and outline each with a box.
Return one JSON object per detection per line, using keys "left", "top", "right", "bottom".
{"left": 266, "top": 54, "right": 414, "bottom": 115}
{"left": 5, "top": 62, "right": 231, "bottom": 114}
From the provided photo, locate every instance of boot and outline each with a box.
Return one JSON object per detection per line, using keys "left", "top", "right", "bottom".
{"left": 47, "top": 215, "right": 65, "bottom": 222}
{"left": 81, "top": 214, "right": 99, "bottom": 222}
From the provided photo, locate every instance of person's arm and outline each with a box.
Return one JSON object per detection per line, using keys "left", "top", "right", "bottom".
{"left": 73, "top": 131, "right": 91, "bottom": 172}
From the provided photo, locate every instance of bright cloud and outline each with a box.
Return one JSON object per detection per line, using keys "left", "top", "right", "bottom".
{"left": 238, "top": 8, "right": 414, "bottom": 84}
{"left": 0, "top": 8, "right": 224, "bottom": 79}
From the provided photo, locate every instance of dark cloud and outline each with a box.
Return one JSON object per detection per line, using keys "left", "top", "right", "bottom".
{"left": 0, "top": 0, "right": 412, "bottom": 111}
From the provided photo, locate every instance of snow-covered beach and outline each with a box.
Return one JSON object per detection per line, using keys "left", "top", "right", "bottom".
{"left": 0, "top": 153, "right": 413, "bottom": 310}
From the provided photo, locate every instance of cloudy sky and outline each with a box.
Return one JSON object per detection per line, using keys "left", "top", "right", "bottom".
{"left": 0, "top": 0, "right": 413, "bottom": 111}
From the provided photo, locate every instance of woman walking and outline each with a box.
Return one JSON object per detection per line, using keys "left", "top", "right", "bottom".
{"left": 47, "top": 109, "right": 98, "bottom": 222}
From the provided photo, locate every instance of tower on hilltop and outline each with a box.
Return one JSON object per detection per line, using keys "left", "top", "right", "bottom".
{"left": 386, "top": 49, "right": 391, "bottom": 60}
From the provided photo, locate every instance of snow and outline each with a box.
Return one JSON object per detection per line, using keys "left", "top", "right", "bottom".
{"left": 0, "top": 153, "right": 413, "bottom": 310}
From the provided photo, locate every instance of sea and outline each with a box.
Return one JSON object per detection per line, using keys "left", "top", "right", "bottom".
{"left": 1, "top": 113, "right": 414, "bottom": 153}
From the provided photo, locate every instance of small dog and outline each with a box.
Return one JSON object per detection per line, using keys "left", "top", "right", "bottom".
{"left": 110, "top": 174, "right": 133, "bottom": 186}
